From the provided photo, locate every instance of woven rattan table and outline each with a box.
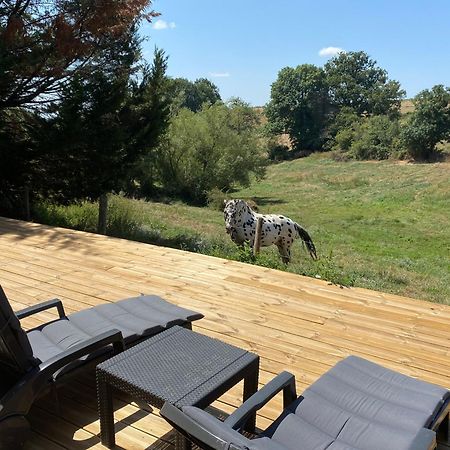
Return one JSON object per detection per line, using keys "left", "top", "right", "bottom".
{"left": 96, "top": 326, "right": 259, "bottom": 450}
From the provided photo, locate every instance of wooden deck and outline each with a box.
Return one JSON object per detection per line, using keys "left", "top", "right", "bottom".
{"left": 1, "top": 216, "right": 449, "bottom": 450}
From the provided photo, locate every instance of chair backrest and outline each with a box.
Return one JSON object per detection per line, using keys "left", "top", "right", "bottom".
{"left": 0, "top": 286, "right": 38, "bottom": 393}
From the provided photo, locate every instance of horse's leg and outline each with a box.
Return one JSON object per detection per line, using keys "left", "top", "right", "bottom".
{"left": 276, "top": 242, "right": 291, "bottom": 264}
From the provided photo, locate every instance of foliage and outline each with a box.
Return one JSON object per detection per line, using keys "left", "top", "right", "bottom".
{"left": 167, "top": 77, "right": 221, "bottom": 113}
{"left": 400, "top": 85, "right": 450, "bottom": 160}
{"left": 324, "top": 106, "right": 361, "bottom": 150}
{"left": 324, "top": 51, "right": 405, "bottom": 117}
{"left": 32, "top": 200, "right": 98, "bottom": 232}
{"left": 122, "top": 49, "right": 172, "bottom": 196}
{"left": 0, "top": 107, "right": 43, "bottom": 215}
{"left": 150, "top": 101, "right": 268, "bottom": 203}
{"left": 0, "top": 0, "right": 156, "bottom": 110}
{"left": 42, "top": 48, "right": 170, "bottom": 203}
{"left": 349, "top": 115, "right": 401, "bottom": 160}
{"left": 1, "top": 4, "right": 169, "bottom": 221}
{"left": 33, "top": 195, "right": 144, "bottom": 236}
{"left": 267, "top": 142, "right": 292, "bottom": 162}
{"left": 265, "top": 64, "right": 330, "bottom": 151}
{"left": 333, "top": 115, "right": 401, "bottom": 160}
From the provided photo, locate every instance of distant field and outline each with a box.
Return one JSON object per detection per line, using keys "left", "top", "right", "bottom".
{"left": 135, "top": 154, "right": 450, "bottom": 305}
{"left": 400, "top": 99, "right": 414, "bottom": 114}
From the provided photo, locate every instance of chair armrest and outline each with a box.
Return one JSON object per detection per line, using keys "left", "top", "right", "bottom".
{"left": 161, "top": 403, "right": 244, "bottom": 450}
{"left": 225, "top": 371, "right": 297, "bottom": 431}
{"left": 0, "top": 329, "right": 125, "bottom": 418}
{"left": 16, "top": 298, "right": 65, "bottom": 320}
{"left": 39, "top": 329, "right": 125, "bottom": 376}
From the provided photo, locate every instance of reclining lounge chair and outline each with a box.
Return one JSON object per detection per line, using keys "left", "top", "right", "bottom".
{"left": 0, "top": 285, "right": 203, "bottom": 449}
{"left": 162, "top": 355, "right": 450, "bottom": 450}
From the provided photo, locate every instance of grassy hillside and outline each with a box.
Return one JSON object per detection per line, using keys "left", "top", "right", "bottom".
{"left": 238, "top": 154, "right": 450, "bottom": 300}
{"left": 35, "top": 154, "right": 450, "bottom": 304}
{"left": 134, "top": 154, "right": 450, "bottom": 304}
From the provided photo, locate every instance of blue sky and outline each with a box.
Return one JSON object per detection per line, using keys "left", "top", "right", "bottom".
{"left": 140, "top": 0, "right": 450, "bottom": 106}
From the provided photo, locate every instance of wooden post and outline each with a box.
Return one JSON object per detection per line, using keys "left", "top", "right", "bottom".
{"left": 253, "top": 217, "right": 263, "bottom": 256}
{"left": 23, "top": 186, "right": 30, "bottom": 221}
{"left": 97, "top": 193, "right": 108, "bottom": 235}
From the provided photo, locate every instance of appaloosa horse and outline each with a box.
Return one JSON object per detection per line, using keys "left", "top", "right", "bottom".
{"left": 223, "top": 199, "right": 317, "bottom": 263}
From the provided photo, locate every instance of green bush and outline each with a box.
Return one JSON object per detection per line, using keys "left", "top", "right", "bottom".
{"left": 33, "top": 200, "right": 98, "bottom": 231}
{"left": 332, "top": 115, "right": 401, "bottom": 160}
{"left": 267, "top": 142, "right": 292, "bottom": 161}
{"left": 349, "top": 115, "right": 400, "bottom": 160}
{"left": 334, "top": 127, "right": 355, "bottom": 152}
{"left": 106, "top": 195, "right": 145, "bottom": 238}
{"left": 152, "top": 102, "right": 268, "bottom": 204}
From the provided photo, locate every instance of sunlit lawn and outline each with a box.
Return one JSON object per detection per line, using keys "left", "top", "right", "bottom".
{"left": 138, "top": 153, "right": 450, "bottom": 304}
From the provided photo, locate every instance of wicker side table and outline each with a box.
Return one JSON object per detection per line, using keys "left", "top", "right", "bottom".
{"left": 96, "top": 326, "right": 259, "bottom": 449}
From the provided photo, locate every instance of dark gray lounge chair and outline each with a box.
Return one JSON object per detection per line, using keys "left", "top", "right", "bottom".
{"left": 0, "top": 285, "right": 203, "bottom": 449}
{"left": 161, "top": 356, "right": 450, "bottom": 450}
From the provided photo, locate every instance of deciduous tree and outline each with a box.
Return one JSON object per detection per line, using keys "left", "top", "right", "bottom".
{"left": 167, "top": 77, "right": 221, "bottom": 113}
{"left": 401, "top": 85, "right": 450, "bottom": 160}
{"left": 0, "top": 0, "right": 156, "bottom": 109}
{"left": 265, "top": 64, "right": 330, "bottom": 151}
{"left": 324, "top": 51, "right": 404, "bottom": 117}
{"left": 153, "top": 102, "right": 267, "bottom": 203}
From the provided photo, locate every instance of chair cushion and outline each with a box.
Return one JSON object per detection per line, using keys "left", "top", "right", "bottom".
{"left": 326, "top": 428, "right": 436, "bottom": 450}
{"left": 266, "top": 355, "right": 446, "bottom": 450}
{"left": 249, "top": 438, "right": 290, "bottom": 450}
{"left": 28, "top": 294, "right": 203, "bottom": 365}
{"left": 307, "top": 356, "right": 449, "bottom": 430}
{"left": 270, "top": 403, "right": 436, "bottom": 450}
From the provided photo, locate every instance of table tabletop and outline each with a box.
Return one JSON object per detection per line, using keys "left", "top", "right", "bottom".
{"left": 96, "top": 325, "right": 259, "bottom": 408}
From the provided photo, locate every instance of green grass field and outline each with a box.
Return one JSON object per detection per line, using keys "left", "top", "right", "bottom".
{"left": 35, "top": 153, "right": 450, "bottom": 305}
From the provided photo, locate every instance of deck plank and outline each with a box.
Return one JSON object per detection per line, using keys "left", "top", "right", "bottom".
{"left": 1, "top": 217, "right": 449, "bottom": 450}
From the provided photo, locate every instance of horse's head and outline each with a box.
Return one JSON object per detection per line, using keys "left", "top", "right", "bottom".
{"left": 223, "top": 199, "right": 250, "bottom": 237}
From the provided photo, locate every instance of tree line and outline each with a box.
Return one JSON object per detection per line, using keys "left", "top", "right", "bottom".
{"left": 0, "top": 0, "right": 267, "bottom": 226}
{"left": 265, "top": 51, "right": 450, "bottom": 161}
{"left": 1, "top": 2, "right": 449, "bottom": 229}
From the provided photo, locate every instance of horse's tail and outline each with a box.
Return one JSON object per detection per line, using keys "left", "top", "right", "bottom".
{"left": 294, "top": 223, "right": 317, "bottom": 260}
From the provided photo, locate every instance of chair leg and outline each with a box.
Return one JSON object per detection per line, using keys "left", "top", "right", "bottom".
{"left": 0, "top": 415, "right": 31, "bottom": 450}
{"left": 437, "top": 412, "right": 449, "bottom": 445}
{"left": 175, "top": 431, "right": 192, "bottom": 450}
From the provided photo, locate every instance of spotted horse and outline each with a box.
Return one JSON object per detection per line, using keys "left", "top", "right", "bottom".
{"left": 223, "top": 199, "right": 317, "bottom": 264}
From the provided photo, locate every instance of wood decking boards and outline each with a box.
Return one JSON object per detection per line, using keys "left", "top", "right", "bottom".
{"left": 0, "top": 216, "right": 449, "bottom": 450}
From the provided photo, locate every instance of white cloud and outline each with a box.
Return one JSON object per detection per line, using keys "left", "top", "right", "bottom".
{"left": 152, "top": 19, "right": 176, "bottom": 30}
{"left": 209, "top": 72, "right": 230, "bottom": 78}
{"left": 319, "top": 47, "right": 345, "bottom": 57}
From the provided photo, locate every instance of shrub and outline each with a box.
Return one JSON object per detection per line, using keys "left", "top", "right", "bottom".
{"left": 106, "top": 195, "right": 145, "bottom": 238}
{"left": 326, "top": 107, "right": 361, "bottom": 152}
{"left": 334, "top": 127, "right": 355, "bottom": 152}
{"left": 33, "top": 200, "right": 98, "bottom": 231}
{"left": 332, "top": 115, "right": 401, "bottom": 160}
{"left": 267, "top": 142, "right": 292, "bottom": 161}
{"left": 152, "top": 102, "right": 268, "bottom": 204}
{"left": 349, "top": 115, "right": 400, "bottom": 160}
